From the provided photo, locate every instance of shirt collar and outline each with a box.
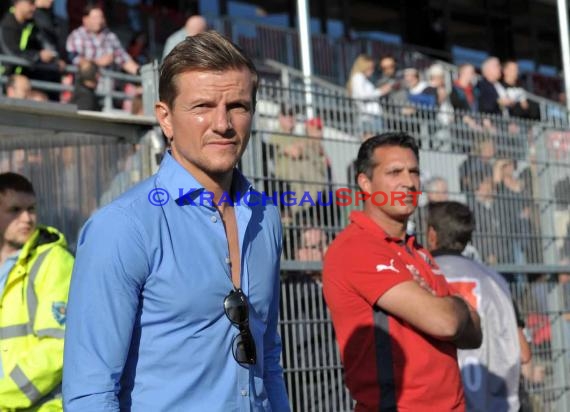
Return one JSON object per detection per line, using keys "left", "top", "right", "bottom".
{"left": 6, "top": 249, "right": 21, "bottom": 262}
{"left": 350, "top": 211, "right": 417, "bottom": 247}
{"left": 156, "top": 151, "right": 254, "bottom": 207}
{"left": 430, "top": 248, "right": 464, "bottom": 258}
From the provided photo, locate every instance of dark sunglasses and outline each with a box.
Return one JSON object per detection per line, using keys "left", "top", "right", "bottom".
{"left": 223, "top": 288, "right": 257, "bottom": 365}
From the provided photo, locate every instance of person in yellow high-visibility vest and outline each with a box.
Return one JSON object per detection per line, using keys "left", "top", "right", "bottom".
{"left": 0, "top": 172, "right": 74, "bottom": 411}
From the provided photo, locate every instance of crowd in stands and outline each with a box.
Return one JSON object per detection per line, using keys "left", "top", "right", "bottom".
{"left": 347, "top": 53, "right": 542, "bottom": 142}
{"left": 0, "top": 1, "right": 149, "bottom": 112}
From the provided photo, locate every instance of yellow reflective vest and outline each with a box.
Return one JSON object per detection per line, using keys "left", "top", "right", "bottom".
{"left": 0, "top": 226, "right": 74, "bottom": 411}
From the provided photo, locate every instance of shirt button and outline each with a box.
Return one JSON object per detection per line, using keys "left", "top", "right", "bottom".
{"left": 241, "top": 390, "right": 249, "bottom": 396}
{"left": 210, "top": 215, "right": 218, "bottom": 223}
{"left": 225, "top": 256, "right": 231, "bottom": 264}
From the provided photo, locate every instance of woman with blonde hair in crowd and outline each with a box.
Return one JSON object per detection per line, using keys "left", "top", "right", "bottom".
{"left": 346, "top": 54, "right": 390, "bottom": 134}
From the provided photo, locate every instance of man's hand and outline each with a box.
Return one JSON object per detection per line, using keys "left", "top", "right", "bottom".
{"left": 450, "top": 294, "right": 482, "bottom": 349}
{"left": 283, "top": 143, "right": 303, "bottom": 159}
{"left": 378, "top": 82, "right": 393, "bottom": 96}
{"left": 39, "top": 49, "right": 56, "bottom": 63}
{"left": 95, "top": 53, "right": 114, "bottom": 67}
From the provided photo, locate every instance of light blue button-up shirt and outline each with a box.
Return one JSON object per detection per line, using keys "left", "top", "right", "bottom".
{"left": 63, "top": 152, "right": 290, "bottom": 411}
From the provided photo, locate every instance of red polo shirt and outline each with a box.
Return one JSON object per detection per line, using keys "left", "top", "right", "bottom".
{"left": 323, "top": 211, "right": 465, "bottom": 411}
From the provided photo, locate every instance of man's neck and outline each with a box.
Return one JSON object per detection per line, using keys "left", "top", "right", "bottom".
{"left": 364, "top": 206, "right": 407, "bottom": 240}
{"left": 171, "top": 151, "right": 235, "bottom": 207}
{"left": 0, "top": 244, "right": 20, "bottom": 266}
{"left": 458, "top": 78, "right": 470, "bottom": 88}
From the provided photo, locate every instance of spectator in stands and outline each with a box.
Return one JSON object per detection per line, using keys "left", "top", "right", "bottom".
{"left": 377, "top": 55, "right": 397, "bottom": 82}
{"left": 29, "top": 89, "right": 48, "bottom": 101}
{"left": 402, "top": 67, "right": 436, "bottom": 108}
{"left": 323, "top": 132, "right": 481, "bottom": 411}
{"left": 477, "top": 56, "right": 512, "bottom": 116}
{"left": 449, "top": 63, "right": 491, "bottom": 145}
{"left": 493, "top": 159, "right": 532, "bottom": 265}
{"left": 52, "top": 0, "right": 68, "bottom": 51}
{"left": 427, "top": 201, "right": 522, "bottom": 412}
{"left": 425, "top": 63, "right": 453, "bottom": 126}
{"left": 0, "top": 0, "right": 64, "bottom": 92}
{"left": 376, "top": 54, "right": 403, "bottom": 102}
{"left": 267, "top": 104, "right": 296, "bottom": 218}
{"left": 272, "top": 116, "right": 330, "bottom": 220}
{"left": 5, "top": 74, "right": 32, "bottom": 99}
{"left": 162, "top": 15, "right": 207, "bottom": 60}
{"left": 294, "top": 223, "right": 330, "bottom": 281}
{"left": 471, "top": 172, "right": 500, "bottom": 265}
{"left": 459, "top": 137, "right": 495, "bottom": 193}
{"left": 66, "top": 4, "right": 139, "bottom": 75}
{"left": 398, "top": 68, "right": 439, "bottom": 143}
{"left": 451, "top": 63, "right": 478, "bottom": 113}
{"left": 346, "top": 54, "right": 389, "bottom": 134}
{"left": 127, "top": 31, "right": 150, "bottom": 66}
{"left": 502, "top": 60, "right": 539, "bottom": 120}
{"left": 296, "top": 227, "right": 328, "bottom": 263}
{"left": 70, "top": 59, "right": 101, "bottom": 111}
{"left": 34, "top": 0, "right": 66, "bottom": 60}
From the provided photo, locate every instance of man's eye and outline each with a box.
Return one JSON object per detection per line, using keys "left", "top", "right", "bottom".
{"left": 229, "top": 104, "right": 249, "bottom": 112}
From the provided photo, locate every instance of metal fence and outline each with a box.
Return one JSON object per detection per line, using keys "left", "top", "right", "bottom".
{"left": 209, "top": 16, "right": 568, "bottom": 126}
{"left": 0, "top": 75, "right": 567, "bottom": 411}
{"left": 243, "top": 80, "right": 570, "bottom": 274}
{"left": 0, "top": 98, "right": 162, "bottom": 251}
{"left": 280, "top": 276, "right": 570, "bottom": 412}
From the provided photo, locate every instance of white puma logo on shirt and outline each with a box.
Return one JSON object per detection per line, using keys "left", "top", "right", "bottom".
{"left": 376, "top": 259, "right": 399, "bottom": 273}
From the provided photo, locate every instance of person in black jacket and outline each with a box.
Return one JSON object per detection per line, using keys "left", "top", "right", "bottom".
{"left": 34, "top": 0, "right": 67, "bottom": 60}
{"left": 70, "top": 59, "right": 101, "bottom": 111}
{"left": 0, "top": 0, "right": 64, "bottom": 98}
{"left": 477, "top": 56, "right": 512, "bottom": 116}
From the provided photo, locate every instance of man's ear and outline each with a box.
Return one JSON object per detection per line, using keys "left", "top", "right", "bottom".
{"left": 357, "top": 172, "right": 371, "bottom": 194}
{"left": 427, "top": 226, "right": 438, "bottom": 251}
{"left": 155, "top": 102, "right": 173, "bottom": 139}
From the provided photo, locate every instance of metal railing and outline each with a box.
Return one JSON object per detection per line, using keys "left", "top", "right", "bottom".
{"left": 208, "top": 15, "right": 567, "bottom": 116}
{"left": 0, "top": 98, "right": 162, "bottom": 251}
{"left": 280, "top": 275, "right": 570, "bottom": 412}
{"left": 0, "top": 54, "right": 141, "bottom": 112}
{"left": 243, "top": 80, "right": 570, "bottom": 274}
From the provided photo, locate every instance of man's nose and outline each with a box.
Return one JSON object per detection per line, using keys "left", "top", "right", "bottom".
{"left": 212, "top": 106, "right": 232, "bottom": 134}
{"left": 401, "top": 171, "right": 416, "bottom": 189}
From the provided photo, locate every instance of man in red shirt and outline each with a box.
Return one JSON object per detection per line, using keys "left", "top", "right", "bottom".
{"left": 323, "top": 132, "right": 482, "bottom": 411}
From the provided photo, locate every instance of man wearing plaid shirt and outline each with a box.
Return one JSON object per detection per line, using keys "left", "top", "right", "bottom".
{"left": 65, "top": 4, "right": 139, "bottom": 75}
